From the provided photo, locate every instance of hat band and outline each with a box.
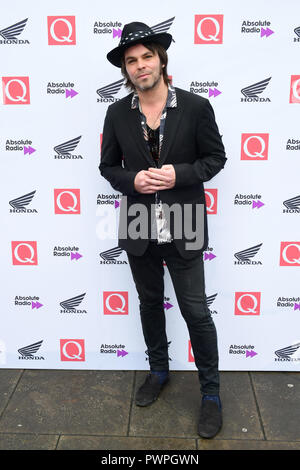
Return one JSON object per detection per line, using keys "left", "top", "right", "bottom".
{"left": 120, "top": 30, "right": 153, "bottom": 46}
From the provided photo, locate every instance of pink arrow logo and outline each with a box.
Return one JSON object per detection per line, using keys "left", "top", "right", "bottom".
{"left": 294, "top": 303, "right": 300, "bottom": 311}
{"left": 164, "top": 302, "right": 173, "bottom": 310}
{"left": 209, "top": 88, "right": 222, "bottom": 98}
{"left": 204, "top": 252, "right": 216, "bottom": 261}
{"left": 113, "top": 28, "right": 122, "bottom": 38}
{"left": 246, "top": 350, "right": 257, "bottom": 358}
{"left": 32, "top": 301, "right": 43, "bottom": 309}
{"left": 114, "top": 200, "right": 120, "bottom": 209}
{"left": 252, "top": 200, "right": 264, "bottom": 209}
{"left": 24, "top": 146, "right": 36, "bottom": 155}
{"left": 71, "top": 252, "right": 82, "bottom": 261}
{"left": 261, "top": 27, "right": 274, "bottom": 38}
{"left": 66, "top": 88, "right": 78, "bottom": 98}
{"left": 117, "top": 349, "right": 128, "bottom": 357}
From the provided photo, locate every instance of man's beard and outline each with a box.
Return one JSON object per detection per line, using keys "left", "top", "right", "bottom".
{"left": 134, "top": 67, "right": 163, "bottom": 92}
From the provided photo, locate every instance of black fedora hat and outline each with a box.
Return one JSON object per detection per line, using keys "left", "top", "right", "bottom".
{"left": 107, "top": 21, "right": 173, "bottom": 68}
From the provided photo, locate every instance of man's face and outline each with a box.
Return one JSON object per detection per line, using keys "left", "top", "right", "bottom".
{"left": 124, "top": 43, "right": 163, "bottom": 92}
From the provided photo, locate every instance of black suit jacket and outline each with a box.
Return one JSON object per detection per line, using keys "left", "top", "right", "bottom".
{"left": 99, "top": 87, "right": 226, "bottom": 259}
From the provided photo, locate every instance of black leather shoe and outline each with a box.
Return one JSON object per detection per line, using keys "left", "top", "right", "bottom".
{"left": 198, "top": 398, "right": 222, "bottom": 438}
{"left": 135, "top": 373, "right": 169, "bottom": 407}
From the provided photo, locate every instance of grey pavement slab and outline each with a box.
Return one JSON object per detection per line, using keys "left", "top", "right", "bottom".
{"left": 57, "top": 435, "right": 197, "bottom": 450}
{"left": 251, "top": 371, "right": 300, "bottom": 441}
{"left": 198, "top": 439, "right": 300, "bottom": 450}
{"left": 0, "top": 432, "right": 58, "bottom": 450}
{"left": 0, "top": 369, "right": 23, "bottom": 415}
{"left": 129, "top": 371, "right": 263, "bottom": 440}
{"left": 0, "top": 369, "right": 134, "bottom": 436}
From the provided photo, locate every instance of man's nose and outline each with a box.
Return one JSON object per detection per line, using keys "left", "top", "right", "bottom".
{"left": 137, "top": 59, "right": 146, "bottom": 69}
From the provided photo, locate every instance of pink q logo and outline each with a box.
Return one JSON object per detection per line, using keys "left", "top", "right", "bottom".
{"left": 47, "top": 16, "right": 76, "bottom": 45}
{"left": 11, "top": 241, "right": 38, "bottom": 265}
{"left": 2, "top": 77, "right": 30, "bottom": 105}
{"left": 60, "top": 339, "right": 85, "bottom": 361}
{"left": 235, "top": 292, "right": 261, "bottom": 315}
{"left": 194, "top": 15, "right": 223, "bottom": 44}
{"left": 103, "top": 291, "right": 128, "bottom": 315}
{"left": 241, "top": 133, "right": 269, "bottom": 160}
{"left": 280, "top": 242, "right": 300, "bottom": 266}
{"left": 54, "top": 189, "right": 81, "bottom": 214}
{"left": 290, "top": 76, "right": 300, "bottom": 103}
{"left": 204, "top": 189, "right": 218, "bottom": 214}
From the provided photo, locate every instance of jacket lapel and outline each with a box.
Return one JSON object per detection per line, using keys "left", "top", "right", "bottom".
{"left": 126, "top": 107, "right": 154, "bottom": 167}
{"left": 158, "top": 106, "right": 182, "bottom": 167}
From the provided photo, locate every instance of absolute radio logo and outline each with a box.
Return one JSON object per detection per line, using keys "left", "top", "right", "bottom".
{"left": 53, "top": 246, "right": 82, "bottom": 260}
{"left": 103, "top": 291, "right": 128, "bottom": 315}
{"left": 240, "top": 77, "right": 271, "bottom": 103}
{"left": 100, "top": 344, "right": 128, "bottom": 358}
{"left": 277, "top": 295, "right": 300, "bottom": 312}
{"left": 234, "top": 243, "right": 263, "bottom": 265}
{"left": 229, "top": 344, "right": 257, "bottom": 358}
{"left": 280, "top": 242, "right": 300, "bottom": 266}
{"left": 54, "top": 189, "right": 81, "bottom": 214}
{"left": 60, "top": 339, "right": 85, "bottom": 361}
{"left": 54, "top": 136, "right": 82, "bottom": 159}
{"left": 234, "top": 193, "right": 264, "bottom": 209}
{"left": 283, "top": 195, "right": 300, "bottom": 213}
{"left": 194, "top": 15, "right": 223, "bottom": 44}
{"left": 189, "top": 80, "right": 221, "bottom": 98}
{"left": 9, "top": 190, "right": 37, "bottom": 213}
{"left": 289, "top": 76, "right": 300, "bottom": 103}
{"left": 5, "top": 138, "right": 36, "bottom": 155}
{"left": 93, "top": 20, "right": 122, "bottom": 38}
{"left": 11, "top": 241, "right": 38, "bottom": 265}
{"left": 241, "top": 133, "right": 269, "bottom": 160}
{"left": 204, "top": 188, "right": 218, "bottom": 214}
{"left": 97, "top": 193, "right": 121, "bottom": 208}
{"left": 2, "top": 77, "right": 30, "bottom": 105}
{"left": 234, "top": 292, "right": 261, "bottom": 316}
{"left": 47, "top": 81, "right": 78, "bottom": 98}
{"left": 286, "top": 138, "right": 300, "bottom": 151}
{"left": 0, "top": 18, "right": 29, "bottom": 44}
{"left": 14, "top": 295, "right": 43, "bottom": 309}
{"left": 241, "top": 19, "right": 274, "bottom": 37}
{"left": 47, "top": 16, "right": 76, "bottom": 45}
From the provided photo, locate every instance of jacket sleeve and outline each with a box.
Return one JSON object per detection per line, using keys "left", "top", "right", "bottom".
{"left": 173, "top": 99, "right": 226, "bottom": 187}
{"left": 99, "top": 105, "right": 138, "bottom": 196}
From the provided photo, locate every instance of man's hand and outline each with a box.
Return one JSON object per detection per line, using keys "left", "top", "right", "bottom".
{"left": 134, "top": 165, "right": 176, "bottom": 194}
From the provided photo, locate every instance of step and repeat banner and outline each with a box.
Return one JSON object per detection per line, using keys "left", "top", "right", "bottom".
{"left": 1, "top": 0, "right": 300, "bottom": 371}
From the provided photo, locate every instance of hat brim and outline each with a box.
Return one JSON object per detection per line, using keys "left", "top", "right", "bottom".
{"left": 107, "top": 32, "right": 173, "bottom": 68}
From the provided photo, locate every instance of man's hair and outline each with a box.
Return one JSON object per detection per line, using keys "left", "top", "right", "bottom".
{"left": 121, "top": 42, "right": 171, "bottom": 92}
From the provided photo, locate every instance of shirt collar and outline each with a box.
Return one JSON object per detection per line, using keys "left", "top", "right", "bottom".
{"left": 131, "top": 84, "right": 177, "bottom": 110}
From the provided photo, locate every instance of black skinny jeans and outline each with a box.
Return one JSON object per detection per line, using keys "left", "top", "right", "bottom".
{"left": 127, "top": 241, "right": 220, "bottom": 395}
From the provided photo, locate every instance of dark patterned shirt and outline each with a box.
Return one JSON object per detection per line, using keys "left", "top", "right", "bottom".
{"left": 131, "top": 85, "right": 177, "bottom": 243}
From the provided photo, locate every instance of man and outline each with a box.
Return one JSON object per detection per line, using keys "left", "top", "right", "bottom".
{"left": 99, "top": 22, "right": 226, "bottom": 438}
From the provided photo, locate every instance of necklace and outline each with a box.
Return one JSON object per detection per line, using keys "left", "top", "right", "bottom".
{"left": 140, "top": 99, "right": 166, "bottom": 130}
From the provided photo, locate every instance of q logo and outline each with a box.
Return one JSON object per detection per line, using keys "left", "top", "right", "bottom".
{"left": 194, "top": 15, "right": 223, "bottom": 44}
{"left": 54, "top": 189, "right": 81, "bottom": 214}
{"left": 11, "top": 241, "right": 38, "bottom": 265}
{"left": 47, "top": 16, "right": 76, "bottom": 45}
{"left": 235, "top": 292, "right": 261, "bottom": 315}
{"left": 241, "top": 133, "right": 269, "bottom": 160}
{"left": 204, "top": 188, "right": 218, "bottom": 214}
{"left": 290, "top": 76, "right": 300, "bottom": 103}
{"left": 2, "top": 77, "right": 30, "bottom": 105}
{"left": 103, "top": 291, "right": 128, "bottom": 315}
{"left": 280, "top": 242, "right": 300, "bottom": 266}
{"left": 60, "top": 339, "right": 85, "bottom": 361}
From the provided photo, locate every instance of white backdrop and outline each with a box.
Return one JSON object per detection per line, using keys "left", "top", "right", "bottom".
{"left": 1, "top": 0, "right": 300, "bottom": 371}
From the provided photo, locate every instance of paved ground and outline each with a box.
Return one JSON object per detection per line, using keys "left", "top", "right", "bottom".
{"left": 0, "top": 369, "right": 299, "bottom": 450}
